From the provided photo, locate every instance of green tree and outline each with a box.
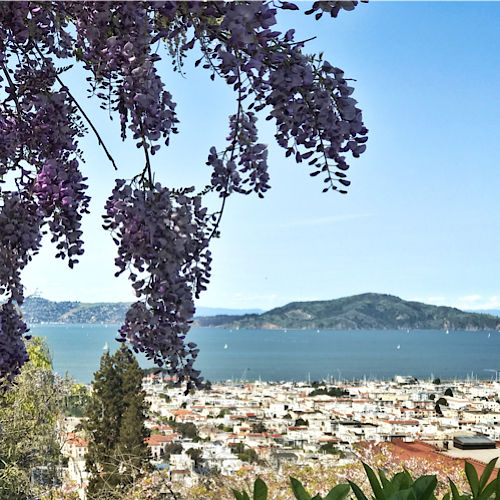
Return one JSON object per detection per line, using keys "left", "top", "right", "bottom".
{"left": 237, "top": 448, "right": 257, "bottom": 464}
{"left": 175, "top": 422, "right": 198, "bottom": 439}
{"left": 319, "top": 443, "right": 345, "bottom": 457}
{"left": 158, "top": 392, "right": 171, "bottom": 402}
{"left": 294, "top": 418, "right": 309, "bottom": 427}
{"left": 163, "top": 443, "right": 183, "bottom": 460}
{"left": 84, "top": 346, "right": 150, "bottom": 499}
{"left": 0, "top": 337, "right": 66, "bottom": 500}
{"left": 251, "top": 422, "right": 267, "bottom": 433}
{"left": 444, "top": 388, "right": 454, "bottom": 397}
{"left": 186, "top": 448, "right": 203, "bottom": 467}
{"left": 309, "top": 386, "right": 349, "bottom": 397}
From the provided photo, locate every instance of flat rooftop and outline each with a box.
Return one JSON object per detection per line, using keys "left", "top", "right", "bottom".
{"left": 442, "top": 446, "right": 500, "bottom": 463}
{"left": 454, "top": 436, "right": 495, "bottom": 445}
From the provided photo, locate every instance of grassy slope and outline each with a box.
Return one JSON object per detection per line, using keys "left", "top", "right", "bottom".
{"left": 192, "top": 293, "right": 500, "bottom": 331}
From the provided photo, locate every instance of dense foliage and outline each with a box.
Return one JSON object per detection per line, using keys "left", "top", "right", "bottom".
{"left": 0, "top": 337, "right": 67, "bottom": 499}
{"left": 84, "top": 346, "right": 150, "bottom": 498}
{"left": 309, "top": 385, "right": 349, "bottom": 397}
{"left": 231, "top": 458, "right": 498, "bottom": 500}
{"left": 0, "top": 1, "right": 368, "bottom": 387}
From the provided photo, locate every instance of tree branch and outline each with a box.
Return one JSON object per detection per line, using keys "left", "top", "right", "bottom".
{"left": 32, "top": 44, "right": 118, "bottom": 171}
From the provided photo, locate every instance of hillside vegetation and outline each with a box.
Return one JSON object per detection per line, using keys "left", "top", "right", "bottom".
{"left": 192, "top": 293, "right": 500, "bottom": 331}
{"left": 21, "top": 297, "right": 131, "bottom": 324}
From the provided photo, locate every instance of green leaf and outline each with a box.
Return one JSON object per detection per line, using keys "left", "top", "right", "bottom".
{"left": 324, "top": 483, "right": 350, "bottom": 500}
{"left": 442, "top": 493, "right": 451, "bottom": 500}
{"left": 412, "top": 475, "right": 438, "bottom": 500}
{"left": 449, "top": 479, "right": 462, "bottom": 500}
{"left": 379, "top": 469, "right": 396, "bottom": 499}
{"left": 232, "top": 489, "right": 247, "bottom": 500}
{"left": 291, "top": 477, "right": 311, "bottom": 500}
{"left": 393, "top": 471, "right": 414, "bottom": 492}
{"left": 496, "top": 469, "right": 500, "bottom": 500}
{"left": 388, "top": 488, "right": 415, "bottom": 500}
{"left": 477, "top": 478, "right": 496, "bottom": 500}
{"left": 363, "top": 462, "right": 386, "bottom": 500}
{"left": 311, "top": 495, "right": 324, "bottom": 500}
{"left": 254, "top": 478, "right": 268, "bottom": 500}
{"left": 465, "top": 462, "right": 480, "bottom": 499}
{"left": 349, "top": 481, "right": 369, "bottom": 500}
{"left": 479, "top": 459, "right": 498, "bottom": 492}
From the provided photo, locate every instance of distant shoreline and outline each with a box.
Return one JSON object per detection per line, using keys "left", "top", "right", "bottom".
{"left": 22, "top": 294, "right": 500, "bottom": 330}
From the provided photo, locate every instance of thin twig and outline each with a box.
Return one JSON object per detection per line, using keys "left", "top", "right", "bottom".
{"left": 207, "top": 195, "right": 227, "bottom": 243}
{"left": 32, "top": 44, "right": 118, "bottom": 171}
{"left": 139, "top": 123, "right": 154, "bottom": 188}
{"left": 0, "top": 61, "right": 23, "bottom": 118}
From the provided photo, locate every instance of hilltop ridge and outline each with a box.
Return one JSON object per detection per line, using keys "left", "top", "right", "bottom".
{"left": 192, "top": 293, "right": 500, "bottom": 331}
{"left": 20, "top": 297, "right": 131, "bottom": 324}
{"left": 19, "top": 297, "right": 261, "bottom": 324}
{"left": 19, "top": 294, "right": 500, "bottom": 330}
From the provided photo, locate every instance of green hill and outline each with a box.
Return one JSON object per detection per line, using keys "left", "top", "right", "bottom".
{"left": 21, "top": 297, "right": 131, "bottom": 324}
{"left": 192, "top": 293, "right": 500, "bottom": 331}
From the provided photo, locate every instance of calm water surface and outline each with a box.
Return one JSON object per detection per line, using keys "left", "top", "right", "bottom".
{"left": 29, "top": 324, "right": 499, "bottom": 384}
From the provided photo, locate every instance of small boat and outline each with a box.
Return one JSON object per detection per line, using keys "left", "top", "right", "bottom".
{"left": 224, "top": 344, "right": 228, "bottom": 349}
{"left": 488, "top": 333, "right": 491, "bottom": 338}
{"left": 103, "top": 342, "right": 108, "bottom": 350}
{"left": 317, "top": 330, "right": 320, "bottom": 333}
{"left": 446, "top": 330, "right": 449, "bottom": 334}
{"left": 397, "top": 345, "right": 400, "bottom": 349}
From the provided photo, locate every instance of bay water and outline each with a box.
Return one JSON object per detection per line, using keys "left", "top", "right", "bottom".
{"left": 28, "top": 324, "right": 499, "bottom": 384}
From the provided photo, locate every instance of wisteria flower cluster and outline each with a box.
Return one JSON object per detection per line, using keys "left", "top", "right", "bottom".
{"left": 0, "top": 301, "right": 30, "bottom": 383}
{"left": 0, "top": 1, "right": 368, "bottom": 385}
{"left": 103, "top": 180, "right": 211, "bottom": 388}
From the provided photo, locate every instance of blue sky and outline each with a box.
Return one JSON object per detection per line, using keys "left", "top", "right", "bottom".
{"left": 20, "top": 2, "right": 500, "bottom": 312}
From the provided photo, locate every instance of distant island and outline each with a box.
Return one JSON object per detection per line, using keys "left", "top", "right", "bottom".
{"left": 20, "top": 293, "right": 500, "bottom": 330}
{"left": 20, "top": 297, "right": 261, "bottom": 325}
{"left": 20, "top": 297, "right": 132, "bottom": 324}
{"left": 192, "top": 293, "right": 500, "bottom": 331}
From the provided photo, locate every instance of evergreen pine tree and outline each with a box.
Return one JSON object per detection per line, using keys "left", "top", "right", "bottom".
{"left": 85, "top": 346, "right": 150, "bottom": 498}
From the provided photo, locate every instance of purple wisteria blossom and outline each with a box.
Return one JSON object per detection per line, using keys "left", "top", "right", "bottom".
{"left": 0, "top": 1, "right": 368, "bottom": 385}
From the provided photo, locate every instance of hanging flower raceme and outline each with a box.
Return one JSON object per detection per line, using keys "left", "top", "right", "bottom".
{"left": 70, "top": 1, "right": 179, "bottom": 150}
{"left": 0, "top": 1, "right": 367, "bottom": 382}
{"left": 0, "top": 192, "right": 43, "bottom": 305}
{"left": 208, "top": 111, "right": 270, "bottom": 198}
{"left": 0, "top": 189, "right": 42, "bottom": 378}
{"left": 0, "top": 302, "right": 30, "bottom": 384}
{"left": 103, "top": 180, "right": 211, "bottom": 388}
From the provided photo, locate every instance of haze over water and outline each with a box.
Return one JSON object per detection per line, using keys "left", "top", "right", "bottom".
{"left": 30, "top": 324, "right": 499, "bottom": 384}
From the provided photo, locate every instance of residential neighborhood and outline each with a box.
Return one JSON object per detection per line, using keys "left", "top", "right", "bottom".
{"left": 56, "top": 374, "right": 500, "bottom": 498}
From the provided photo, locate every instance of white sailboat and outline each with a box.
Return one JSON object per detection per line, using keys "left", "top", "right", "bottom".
{"left": 224, "top": 344, "right": 228, "bottom": 349}
{"left": 103, "top": 342, "right": 108, "bottom": 350}
{"left": 397, "top": 345, "right": 400, "bottom": 349}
